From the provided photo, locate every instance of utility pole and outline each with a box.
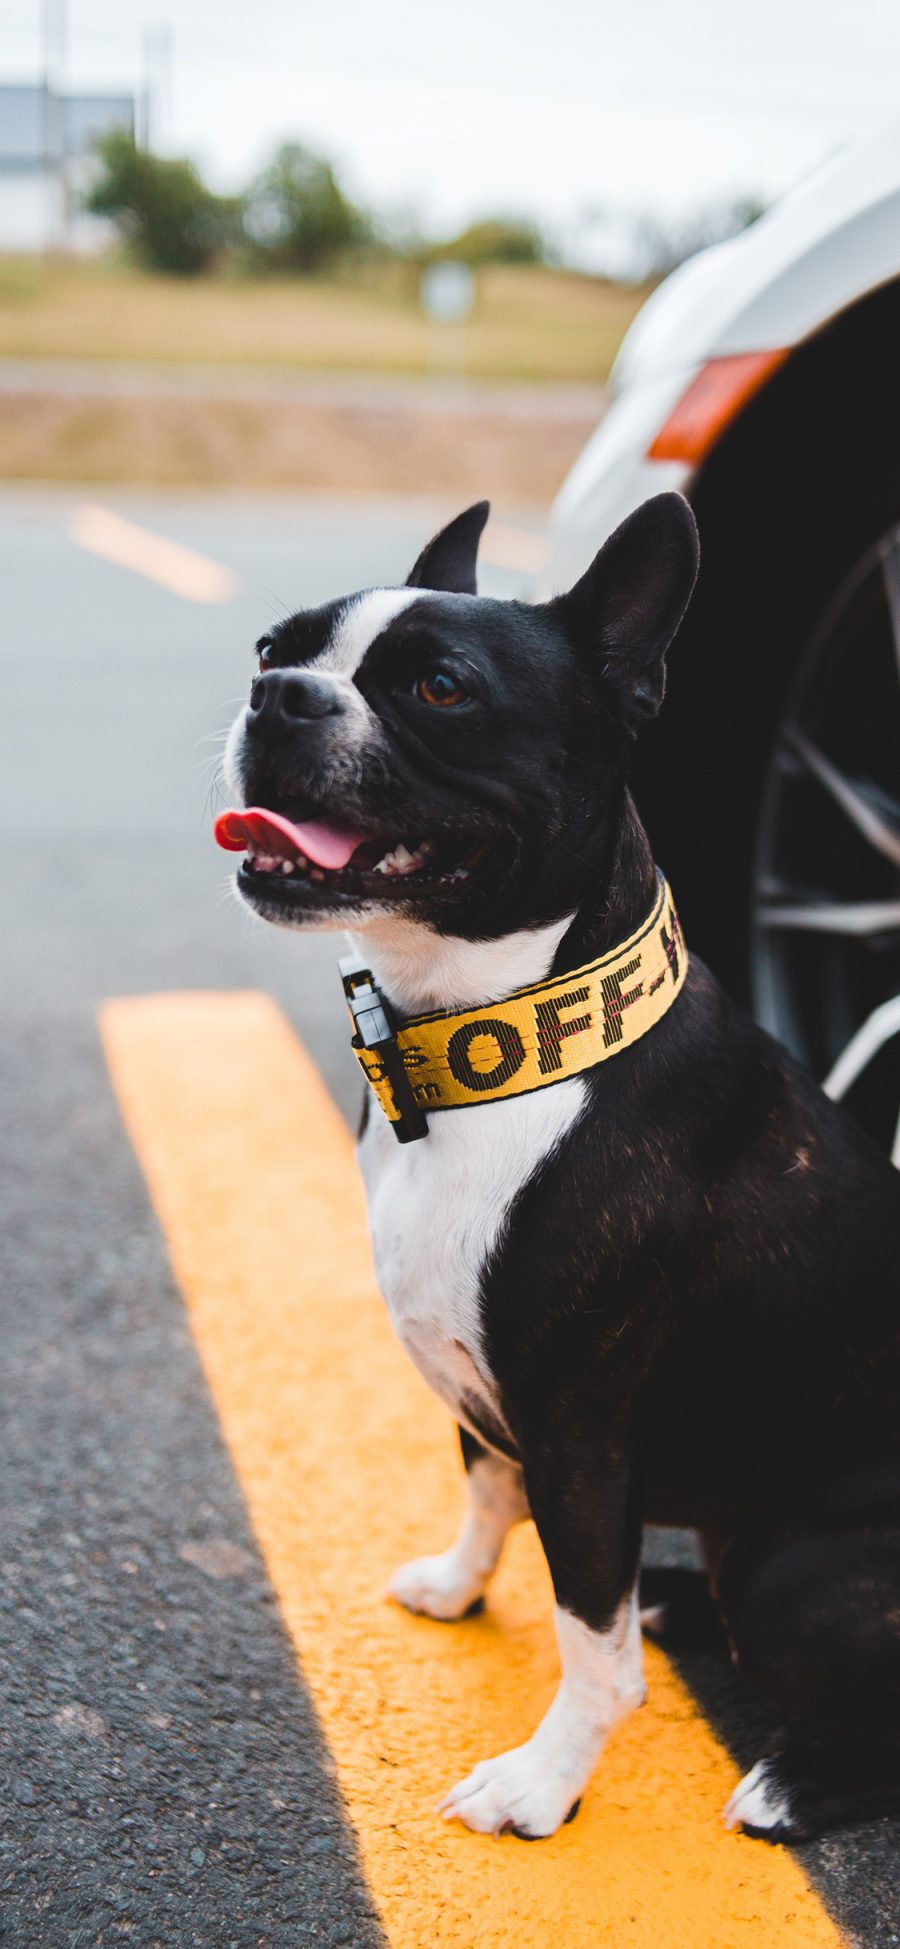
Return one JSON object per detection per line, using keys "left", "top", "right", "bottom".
{"left": 41, "top": 0, "right": 68, "bottom": 249}
{"left": 139, "top": 29, "right": 151, "bottom": 148}
{"left": 141, "top": 24, "right": 173, "bottom": 153}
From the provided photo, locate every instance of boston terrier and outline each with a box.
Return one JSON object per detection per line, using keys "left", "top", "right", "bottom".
{"left": 216, "top": 495, "right": 900, "bottom": 1842}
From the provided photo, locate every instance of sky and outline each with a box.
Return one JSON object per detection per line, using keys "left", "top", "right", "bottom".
{"left": 4, "top": 0, "right": 900, "bottom": 255}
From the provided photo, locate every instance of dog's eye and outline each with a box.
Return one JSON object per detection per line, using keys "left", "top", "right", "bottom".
{"left": 256, "top": 635, "right": 276, "bottom": 670}
{"left": 415, "top": 669, "right": 468, "bottom": 708}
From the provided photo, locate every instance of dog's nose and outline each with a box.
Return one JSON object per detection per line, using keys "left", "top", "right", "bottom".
{"left": 247, "top": 669, "right": 344, "bottom": 725}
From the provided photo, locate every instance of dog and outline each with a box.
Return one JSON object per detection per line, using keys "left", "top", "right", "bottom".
{"left": 217, "top": 494, "right": 900, "bottom": 1842}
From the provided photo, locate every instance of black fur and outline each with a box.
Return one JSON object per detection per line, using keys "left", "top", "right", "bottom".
{"left": 406, "top": 500, "right": 490, "bottom": 595}
{"left": 228, "top": 494, "right": 900, "bottom": 1839}
{"left": 477, "top": 816, "right": 900, "bottom": 1835}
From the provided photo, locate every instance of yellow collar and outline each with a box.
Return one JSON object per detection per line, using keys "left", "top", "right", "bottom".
{"left": 341, "top": 874, "right": 686, "bottom": 1143}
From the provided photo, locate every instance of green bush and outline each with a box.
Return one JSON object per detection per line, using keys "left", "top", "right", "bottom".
{"left": 86, "top": 131, "right": 238, "bottom": 275}
{"left": 427, "top": 217, "right": 546, "bottom": 267}
{"left": 241, "top": 143, "right": 373, "bottom": 273}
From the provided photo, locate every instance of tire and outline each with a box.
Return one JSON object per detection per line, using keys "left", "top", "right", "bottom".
{"left": 749, "top": 517, "right": 900, "bottom": 1156}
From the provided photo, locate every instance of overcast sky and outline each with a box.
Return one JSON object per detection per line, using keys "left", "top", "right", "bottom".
{"left": 4, "top": 0, "right": 900, "bottom": 243}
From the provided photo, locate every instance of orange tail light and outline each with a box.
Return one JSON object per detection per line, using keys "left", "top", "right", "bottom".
{"left": 648, "top": 349, "right": 789, "bottom": 465}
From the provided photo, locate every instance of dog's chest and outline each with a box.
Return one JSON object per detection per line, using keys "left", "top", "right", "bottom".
{"left": 358, "top": 1079, "right": 586, "bottom": 1432}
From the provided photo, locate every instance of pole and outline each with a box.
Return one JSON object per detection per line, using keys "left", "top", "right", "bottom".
{"left": 41, "top": 0, "right": 67, "bottom": 250}
{"left": 142, "top": 24, "right": 174, "bottom": 154}
{"left": 141, "top": 27, "right": 154, "bottom": 149}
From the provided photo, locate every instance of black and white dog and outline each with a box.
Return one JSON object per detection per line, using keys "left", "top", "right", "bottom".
{"left": 218, "top": 495, "right": 900, "bottom": 1842}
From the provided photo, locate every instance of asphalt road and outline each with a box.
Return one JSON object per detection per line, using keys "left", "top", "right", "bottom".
{"left": 2, "top": 486, "right": 898, "bottom": 1947}
{"left": 0, "top": 487, "right": 529, "bottom": 1949}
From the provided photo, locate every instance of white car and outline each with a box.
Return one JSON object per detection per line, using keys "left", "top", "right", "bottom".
{"left": 542, "top": 125, "right": 900, "bottom": 1158}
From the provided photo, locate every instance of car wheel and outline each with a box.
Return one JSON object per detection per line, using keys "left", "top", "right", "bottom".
{"left": 750, "top": 522, "right": 900, "bottom": 1159}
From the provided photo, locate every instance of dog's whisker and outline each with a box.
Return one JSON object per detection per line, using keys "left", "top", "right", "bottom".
{"left": 201, "top": 769, "right": 227, "bottom": 824}
{"left": 238, "top": 577, "right": 292, "bottom": 615}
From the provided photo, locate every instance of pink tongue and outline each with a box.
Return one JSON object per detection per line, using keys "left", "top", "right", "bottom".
{"left": 214, "top": 807, "right": 367, "bottom": 870}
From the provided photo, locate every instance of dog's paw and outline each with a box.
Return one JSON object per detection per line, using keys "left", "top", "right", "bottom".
{"left": 724, "top": 1759, "right": 795, "bottom": 1841}
{"left": 385, "top": 1551, "right": 485, "bottom": 1622}
{"left": 439, "top": 1743, "right": 583, "bottom": 1838}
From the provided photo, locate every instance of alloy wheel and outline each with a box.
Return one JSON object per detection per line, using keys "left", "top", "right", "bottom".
{"left": 751, "top": 525, "right": 900, "bottom": 1160}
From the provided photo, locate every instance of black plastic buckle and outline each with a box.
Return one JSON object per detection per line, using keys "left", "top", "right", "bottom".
{"left": 339, "top": 958, "right": 429, "bottom": 1143}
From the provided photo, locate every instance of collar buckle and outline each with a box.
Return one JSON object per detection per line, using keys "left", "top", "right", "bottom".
{"left": 340, "top": 958, "right": 429, "bottom": 1144}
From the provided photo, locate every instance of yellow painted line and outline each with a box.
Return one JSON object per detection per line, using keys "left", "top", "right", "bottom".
{"left": 69, "top": 503, "right": 238, "bottom": 604}
{"left": 100, "top": 990, "right": 844, "bottom": 1949}
{"left": 480, "top": 523, "right": 548, "bottom": 575}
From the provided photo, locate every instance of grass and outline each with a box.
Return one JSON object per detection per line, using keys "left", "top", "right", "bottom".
{"left": 0, "top": 254, "right": 644, "bottom": 494}
{"left": 0, "top": 253, "right": 647, "bottom": 384}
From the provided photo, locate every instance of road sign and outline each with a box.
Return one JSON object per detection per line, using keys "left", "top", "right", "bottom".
{"left": 420, "top": 260, "right": 475, "bottom": 325}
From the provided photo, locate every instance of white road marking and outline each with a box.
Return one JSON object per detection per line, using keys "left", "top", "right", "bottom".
{"left": 69, "top": 503, "right": 238, "bottom": 605}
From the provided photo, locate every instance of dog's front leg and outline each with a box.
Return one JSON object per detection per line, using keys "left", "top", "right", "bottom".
{"left": 386, "top": 1429, "right": 528, "bottom": 1620}
{"left": 440, "top": 1430, "right": 644, "bottom": 1838}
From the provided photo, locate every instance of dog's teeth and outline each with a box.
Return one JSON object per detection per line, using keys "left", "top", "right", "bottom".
{"left": 373, "top": 842, "right": 427, "bottom": 878}
{"left": 310, "top": 868, "right": 325, "bottom": 883}
{"left": 282, "top": 860, "right": 295, "bottom": 875}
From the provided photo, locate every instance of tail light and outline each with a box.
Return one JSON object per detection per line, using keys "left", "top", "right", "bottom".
{"left": 648, "top": 349, "right": 789, "bottom": 465}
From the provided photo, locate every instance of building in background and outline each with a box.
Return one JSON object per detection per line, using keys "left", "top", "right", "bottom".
{"left": 0, "top": 82, "right": 135, "bottom": 251}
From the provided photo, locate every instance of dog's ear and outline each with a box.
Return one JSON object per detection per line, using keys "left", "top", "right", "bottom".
{"left": 406, "top": 501, "right": 490, "bottom": 595}
{"left": 552, "top": 493, "right": 699, "bottom": 734}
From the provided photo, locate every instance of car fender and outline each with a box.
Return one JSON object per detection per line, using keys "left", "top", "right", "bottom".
{"left": 542, "top": 126, "right": 900, "bottom": 594}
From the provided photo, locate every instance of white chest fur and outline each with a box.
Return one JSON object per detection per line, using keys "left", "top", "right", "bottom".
{"left": 358, "top": 1075, "right": 586, "bottom": 1437}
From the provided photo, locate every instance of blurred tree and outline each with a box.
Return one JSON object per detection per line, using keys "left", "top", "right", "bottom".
{"left": 427, "top": 216, "right": 546, "bottom": 266}
{"left": 86, "top": 131, "right": 238, "bottom": 275}
{"left": 242, "top": 143, "right": 373, "bottom": 272}
{"left": 634, "top": 196, "right": 767, "bottom": 280}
